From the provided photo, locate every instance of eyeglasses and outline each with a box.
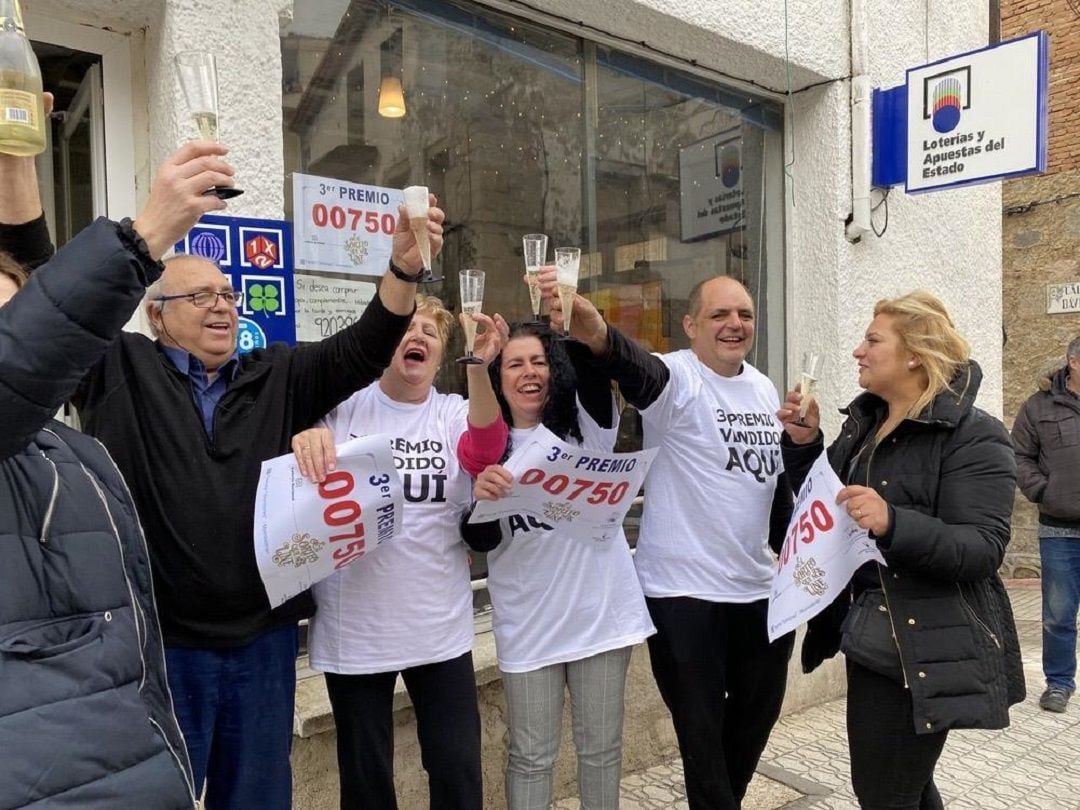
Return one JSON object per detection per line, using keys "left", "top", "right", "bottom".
{"left": 155, "top": 290, "right": 244, "bottom": 308}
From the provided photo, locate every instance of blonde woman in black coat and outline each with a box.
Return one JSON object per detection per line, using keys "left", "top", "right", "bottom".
{"left": 777, "top": 291, "right": 1024, "bottom": 810}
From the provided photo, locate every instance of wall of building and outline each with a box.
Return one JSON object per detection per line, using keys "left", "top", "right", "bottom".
{"left": 516, "top": 0, "right": 1001, "bottom": 428}
{"left": 1000, "top": 0, "right": 1080, "bottom": 576}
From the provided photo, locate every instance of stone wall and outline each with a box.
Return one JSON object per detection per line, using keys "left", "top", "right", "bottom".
{"left": 1000, "top": 1, "right": 1080, "bottom": 576}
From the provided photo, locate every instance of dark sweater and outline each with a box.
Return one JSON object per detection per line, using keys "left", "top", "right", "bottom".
{"left": 71, "top": 298, "right": 410, "bottom": 646}
{"left": 10, "top": 215, "right": 412, "bottom": 647}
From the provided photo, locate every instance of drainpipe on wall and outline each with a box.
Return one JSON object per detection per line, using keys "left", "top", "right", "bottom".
{"left": 846, "top": 0, "right": 872, "bottom": 242}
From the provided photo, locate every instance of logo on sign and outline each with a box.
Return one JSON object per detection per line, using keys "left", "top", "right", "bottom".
{"left": 239, "top": 227, "right": 285, "bottom": 270}
{"left": 237, "top": 317, "right": 267, "bottom": 353}
{"left": 717, "top": 144, "right": 740, "bottom": 188}
{"left": 185, "top": 225, "right": 230, "bottom": 264}
{"left": 272, "top": 533, "right": 325, "bottom": 567}
{"left": 241, "top": 276, "right": 288, "bottom": 317}
{"left": 793, "top": 557, "right": 827, "bottom": 596}
{"left": 245, "top": 234, "right": 280, "bottom": 269}
{"left": 922, "top": 66, "right": 970, "bottom": 134}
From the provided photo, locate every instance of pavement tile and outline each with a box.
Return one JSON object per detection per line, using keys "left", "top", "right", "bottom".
{"left": 558, "top": 584, "right": 1080, "bottom": 808}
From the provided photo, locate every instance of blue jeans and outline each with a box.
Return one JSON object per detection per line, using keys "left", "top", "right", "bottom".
{"left": 165, "top": 624, "right": 299, "bottom": 810}
{"left": 1041, "top": 537, "right": 1080, "bottom": 692}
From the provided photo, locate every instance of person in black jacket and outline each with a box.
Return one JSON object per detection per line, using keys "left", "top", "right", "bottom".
{"left": 1011, "top": 337, "right": 1080, "bottom": 713}
{"left": 777, "top": 290, "right": 1024, "bottom": 810}
{"left": 3, "top": 140, "right": 444, "bottom": 810}
{"left": 1, "top": 139, "right": 237, "bottom": 808}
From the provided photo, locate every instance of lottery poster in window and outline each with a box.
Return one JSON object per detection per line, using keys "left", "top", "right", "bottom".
{"left": 468, "top": 424, "right": 657, "bottom": 542}
{"left": 254, "top": 434, "right": 404, "bottom": 608}
{"left": 767, "top": 451, "right": 886, "bottom": 641}
{"left": 292, "top": 172, "right": 403, "bottom": 276}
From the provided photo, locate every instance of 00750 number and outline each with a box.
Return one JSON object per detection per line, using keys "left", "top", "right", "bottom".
{"left": 311, "top": 203, "right": 396, "bottom": 235}
{"left": 517, "top": 468, "right": 630, "bottom": 506}
{"left": 317, "top": 470, "right": 367, "bottom": 569}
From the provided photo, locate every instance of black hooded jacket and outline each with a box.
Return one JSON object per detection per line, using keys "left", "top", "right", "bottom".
{"left": 1012, "top": 365, "right": 1080, "bottom": 528}
{"left": 1, "top": 218, "right": 194, "bottom": 808}
{"left": 782, "top": 362, "right": 1025, "bottom": 735}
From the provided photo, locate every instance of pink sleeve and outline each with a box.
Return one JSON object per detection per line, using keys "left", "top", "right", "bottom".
{"left": 456, "top": 416, "right": 509, "bottom": 477}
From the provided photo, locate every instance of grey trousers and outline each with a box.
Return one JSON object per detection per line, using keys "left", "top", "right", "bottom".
{"left": 501, "top": 646, "right": 634, "bottom": 810}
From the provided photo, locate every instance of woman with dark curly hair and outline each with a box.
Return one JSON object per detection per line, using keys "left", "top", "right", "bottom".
{"left": 466, "top": 322, "right": 654, "bottom": 810}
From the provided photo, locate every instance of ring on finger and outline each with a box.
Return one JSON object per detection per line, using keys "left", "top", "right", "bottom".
{"left": 853, "top": 508, "right": 862, "bottom": 518}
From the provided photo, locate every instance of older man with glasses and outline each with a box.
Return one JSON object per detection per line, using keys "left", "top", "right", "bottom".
{"left": 2, "top": 140, "right": 444, "bottom": 810}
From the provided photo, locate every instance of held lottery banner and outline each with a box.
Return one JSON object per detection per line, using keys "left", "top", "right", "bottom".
{"left": 468, "top": 425, "right": 657, "bottom": 542}
{"left": 767, "top": 451, "right": 885, "bottom": 642}
{"left": 254, "top": 435, "right": 403, "bottom": 608}
{"left": 292, "top": 172, "right": 402, "bottom": 276}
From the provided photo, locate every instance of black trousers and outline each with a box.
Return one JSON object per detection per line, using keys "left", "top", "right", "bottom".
{"left": 847, "top": 661, "right": 948, "bottom": 810}
{"left": 646, "top": 597, "right": 795, "bottom": 810}
{"left": 324, "top": 651, "right": 483, "bottom": 810}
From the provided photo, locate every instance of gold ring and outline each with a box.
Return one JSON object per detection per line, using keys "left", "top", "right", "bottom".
{"left": 854, "top": 509, "right": 861, "bottom": 518}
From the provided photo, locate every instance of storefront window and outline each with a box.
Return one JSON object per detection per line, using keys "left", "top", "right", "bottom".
{"left": 281, "top": 0, "right": 785, "bottom": 609}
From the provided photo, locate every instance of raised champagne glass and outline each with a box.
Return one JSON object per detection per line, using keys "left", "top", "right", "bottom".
{"left": 554, "top": 247, "right": 581, "bottom": 338}
{"left": 174, "top": 51, "right": 243, "bottom": 199}
{"left": 522, "top": 233, "right": 548, "bottom": 324}
{"left": 403, "top": 185, "right": 440, "bottom": 283}
{"left": 457, "top": 269, "right": 485, "bottom": 365}
{"left": 795, "top": 351, "right": 823, "bottom": 426}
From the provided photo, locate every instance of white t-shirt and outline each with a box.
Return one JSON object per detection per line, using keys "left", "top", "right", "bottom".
{"left": 635, "top": 350, "right": 783, "bottom": 603}
{"left": 308, "top": 383, "right": 474, "bottom": 674}
{"left": 486, "top": 400, "right": 655, "bottom": 673}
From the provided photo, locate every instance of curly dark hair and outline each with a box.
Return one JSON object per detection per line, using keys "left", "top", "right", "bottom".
{"left": 488, "top": 322, "right": 583, "bottom": 461}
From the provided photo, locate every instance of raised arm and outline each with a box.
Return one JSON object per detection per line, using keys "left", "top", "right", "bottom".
{"left": 287, "top": 199, "right": 447, "bottom": 431}
{"left": 538, "top": 266, "right": 669, "bottom": 411}
{"left": 458, "top": 312, "right": 509, "bottom": 476}
{"left": 1, "top": 141, "right": 234, "bottom": 459}
{"left": 0, "top": 93, "right": 54, "bottom": 269}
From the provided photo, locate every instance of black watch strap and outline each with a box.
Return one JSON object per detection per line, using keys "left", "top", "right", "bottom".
{"left": 388, "top": 259, "right": 423, "bottom": 283}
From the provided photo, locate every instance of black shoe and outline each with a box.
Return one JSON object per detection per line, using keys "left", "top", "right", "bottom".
{"left": 1039, "top": 686, "right": 1072, "bottom": 713}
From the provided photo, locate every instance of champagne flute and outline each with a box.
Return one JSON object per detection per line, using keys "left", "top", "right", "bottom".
{"left": 457, "top": 269, "right": 485, "bottom": 364}
{"left": 554, "top": 247, "right": 581, "bottom": 338}
{"left": 522, "top": 233, "right": 548, "bottom": 324}
{"left": 795, "top": 351, "right": 823, "bottom": 426}
{"left": 403, "top": 185, "right": 440, "bottom": 283}
{"left": 174, "top": 51, "right": 243, "bottom": 199}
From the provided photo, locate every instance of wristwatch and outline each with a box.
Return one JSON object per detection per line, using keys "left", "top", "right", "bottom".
{"left": 387, "top": 259, "right": 424, "bottom": 283}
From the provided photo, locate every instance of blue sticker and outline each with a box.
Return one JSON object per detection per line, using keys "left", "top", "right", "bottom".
{"left": 237, "top": 318, "right": 267, "bottom": 354}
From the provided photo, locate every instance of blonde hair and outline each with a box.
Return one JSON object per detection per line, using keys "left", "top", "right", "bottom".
{"left": 873, "top": 290, "right": 971, "bottom": 417}
{"left": 414, "top": 294, "right": 455, "bottom": 347}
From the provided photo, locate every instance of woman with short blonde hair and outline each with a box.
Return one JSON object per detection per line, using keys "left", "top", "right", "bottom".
{"left": 778, "top": 290, "right": 1023, "bottom": 809}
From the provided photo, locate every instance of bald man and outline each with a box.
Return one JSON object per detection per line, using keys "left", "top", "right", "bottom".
{"left": 4, "top": 139, "right": 445, "bottom": 810}
{"left": 546, "top": 275, "right": 795, "bottom": 810}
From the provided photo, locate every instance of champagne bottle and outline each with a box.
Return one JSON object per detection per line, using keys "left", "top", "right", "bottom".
{"left": 0, "top": 0, "right": 45, "bottom": 157}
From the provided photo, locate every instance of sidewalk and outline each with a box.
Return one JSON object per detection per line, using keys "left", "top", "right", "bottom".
{"left": 556, "top": 581, "right": 1080, "bottom": 810}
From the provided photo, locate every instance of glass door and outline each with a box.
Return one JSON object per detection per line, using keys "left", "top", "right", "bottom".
{"left": 57, "top": 63, "right": 106, "bottom": 245}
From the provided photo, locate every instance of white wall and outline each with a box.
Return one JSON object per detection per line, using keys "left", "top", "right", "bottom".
{"left": 33, "top": 0, "right": 1004, "bottom": 418}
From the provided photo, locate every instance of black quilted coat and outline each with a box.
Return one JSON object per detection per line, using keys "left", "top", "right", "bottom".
{"left": 0, "top": 219, "right": 194, "bottom": 808}
{"left": 782, "top": 362, "right": 1025, "bottom": 735}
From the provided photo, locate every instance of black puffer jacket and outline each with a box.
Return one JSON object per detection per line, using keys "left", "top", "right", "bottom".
{"left": 0, "top": 219, "right": 194, "bottom": 808}
{"left": 1012, "top": 365, "right": 1080, "bottom": 527}
{"left": 783, "top": 362, "right": 1025, "bottom": 735}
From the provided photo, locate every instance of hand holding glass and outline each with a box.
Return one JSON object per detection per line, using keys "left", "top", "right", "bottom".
{"left": 796, "top": 351, "right": 823, "bottom": 425}
{"left": 554, "top": 247, "right": 581, "bottom": 337}
{"left": 403, "top": 185, "right": 439, "bottom": 283}
{"left": 457, "top": 269, "right": 485, "bottom": 364}
{"left": 174, "top": 51, "right": 243, "bottom": 199}
{"left": 522, "top": 234, "right": 548, "bottom": 323}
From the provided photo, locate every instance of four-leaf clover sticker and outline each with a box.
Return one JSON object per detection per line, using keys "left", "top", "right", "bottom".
{"left": 248, "top": 283, "right": 281, "bottom": 314}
